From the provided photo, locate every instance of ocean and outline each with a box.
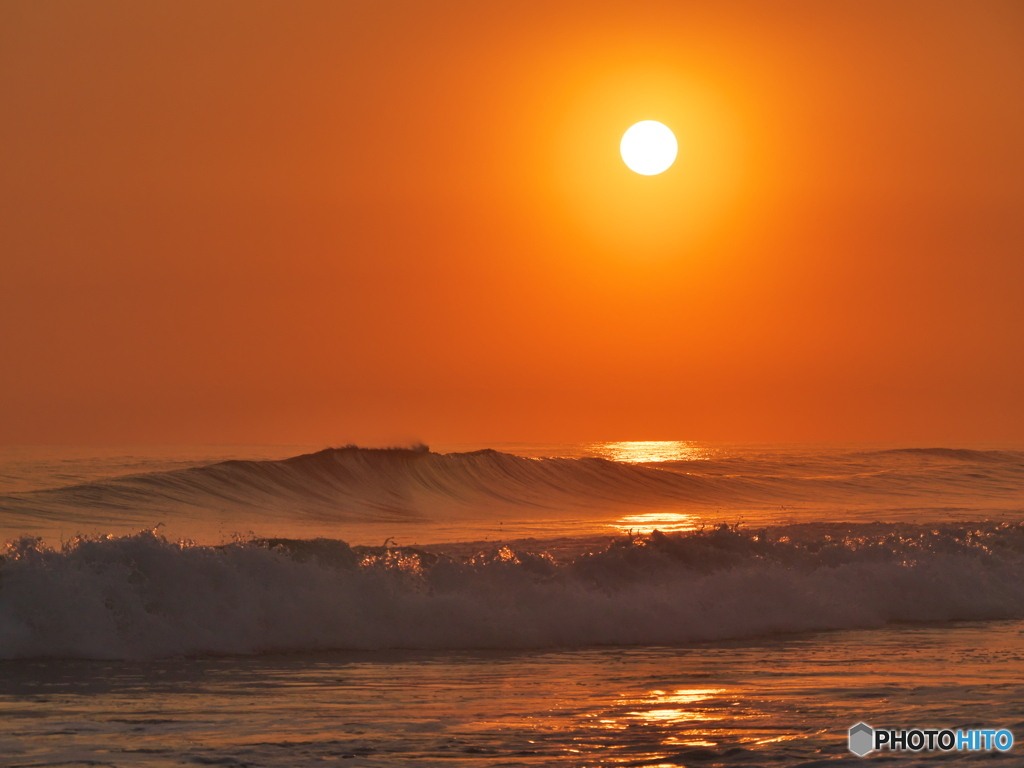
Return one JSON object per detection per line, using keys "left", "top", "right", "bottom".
{"left": 2, "top": 442, "right": 1023, "bottom": 766}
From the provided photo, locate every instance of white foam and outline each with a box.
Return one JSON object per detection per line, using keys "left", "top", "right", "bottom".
{"left": 3, "top": 524, "right": 1023, "bottom": 659}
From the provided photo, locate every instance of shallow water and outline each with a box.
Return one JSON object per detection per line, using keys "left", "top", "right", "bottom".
{"left": 2, "top": 621, "right": 1023, "bottom": 766}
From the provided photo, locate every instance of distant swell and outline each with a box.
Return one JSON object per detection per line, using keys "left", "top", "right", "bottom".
{"left": 3, "top": 522, "right": 1023, "bottom": 659}
{"left": 865, "top": 447, "right": 1024, "bottom": 463}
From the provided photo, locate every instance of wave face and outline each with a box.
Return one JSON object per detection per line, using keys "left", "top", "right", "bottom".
{"left": 3, "top": 445, "right": 1024, "bottom": 541}
{"left": 0, "top": 446, "right": 742, "bottom": 523}
{"left": 3, "top": 523, "right": 1023, "bottom": 659}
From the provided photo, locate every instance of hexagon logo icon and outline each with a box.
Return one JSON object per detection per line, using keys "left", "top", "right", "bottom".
{"left": 849, "top": 722, "right": 875, "bottom": 756}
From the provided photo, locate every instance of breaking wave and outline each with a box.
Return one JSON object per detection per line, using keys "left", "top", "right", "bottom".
{"left": 3, "top": 522, "right": 1024, "bottom": 659}
{"left": 0, "top": 446, "right": 749, "bottom": 525}
{"left": 3, "top": 445, "right": 1023, "bottom": 531}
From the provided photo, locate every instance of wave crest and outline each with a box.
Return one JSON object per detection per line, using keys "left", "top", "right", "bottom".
{"left": 6, "top": 445, "right": 1024, "bottom": 536}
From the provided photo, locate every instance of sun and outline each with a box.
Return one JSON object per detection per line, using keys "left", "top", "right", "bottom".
{"left": 620, "top": 120, "right": 678, "bottom": 175}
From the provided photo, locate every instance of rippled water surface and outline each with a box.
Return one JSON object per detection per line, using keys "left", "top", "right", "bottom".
{"left": 3, "top": 621, "right": 1023, "bottom": 767}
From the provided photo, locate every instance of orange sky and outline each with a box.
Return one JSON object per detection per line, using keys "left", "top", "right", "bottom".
{"left": 2, "top": 1, "right": 1023, "bottom": 445}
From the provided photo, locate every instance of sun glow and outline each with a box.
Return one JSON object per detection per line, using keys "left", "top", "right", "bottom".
{"left": 550, "top": 69, "right": 743, "bottom": 256}
{"left": 620, "top": 120, "right": 678, "bottom": 175}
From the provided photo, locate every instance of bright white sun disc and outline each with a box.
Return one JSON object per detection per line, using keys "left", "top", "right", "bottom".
{"left": 620, "top": 120, "right": 677, "bottom": 175}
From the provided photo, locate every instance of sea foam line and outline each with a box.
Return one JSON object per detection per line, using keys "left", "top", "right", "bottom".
{"left": 2, "top": 522, "right": 1023, "bottom": 659}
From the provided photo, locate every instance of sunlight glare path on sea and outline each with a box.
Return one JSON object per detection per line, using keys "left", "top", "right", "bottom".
{"left": 613, "top": 511, "right": 700, "bottom": 534}
{"left": 587, "top": 441, "right": 711, "bottom": 463}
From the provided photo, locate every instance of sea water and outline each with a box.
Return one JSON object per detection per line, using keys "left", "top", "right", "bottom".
{"left": 3, "top": 622, "right": 1023, "bottom": 767}
{"left": 1, "top": 442, "right": 1023, "bottom": 765}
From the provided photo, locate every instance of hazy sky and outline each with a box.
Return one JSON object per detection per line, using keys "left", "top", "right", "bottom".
{"left": 2, "top": 1, "right": 1023, "bottom": 445}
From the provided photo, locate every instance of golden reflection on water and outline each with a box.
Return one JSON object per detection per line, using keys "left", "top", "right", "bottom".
{"left": 589, "top": 441, "right": 710, "bottom": 463}
{"left": 651, "top": 688, "right": 726, "bottom": 705}
{"left": 599, "top": 443, "right": 706, "bottom": 535}
{"left": 623, "top": 688, "right": 725, "bottom": 726}
{"left": 664, "top": 737, "right": 719, "bottom": 747}
{"left": 613, "top": 512, "right": 699, "bottom": 534}
{"left": 589, "top": 684, "right": 813, "bottom": 760}
{"left": 594, "top": 687, "right": 729, "bottom": 755}
{"left": 631, "top": 708, "right": 711, "bottom": 723}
